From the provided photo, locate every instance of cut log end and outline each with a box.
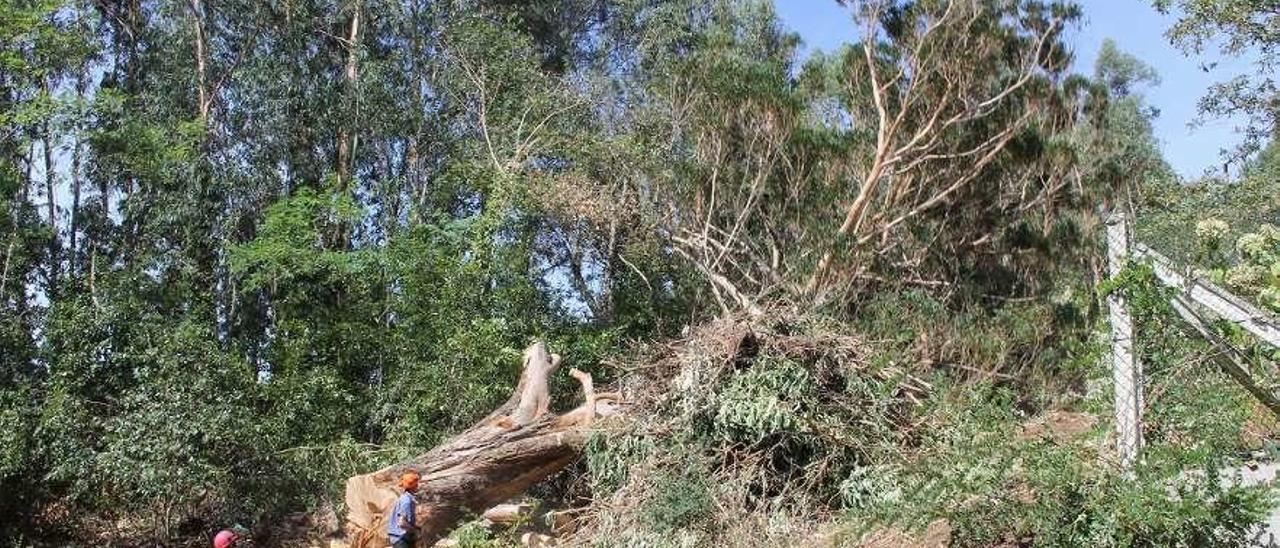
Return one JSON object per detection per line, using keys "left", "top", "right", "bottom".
{"left": 344, "top": 342, "right": 620, "bottom": 547}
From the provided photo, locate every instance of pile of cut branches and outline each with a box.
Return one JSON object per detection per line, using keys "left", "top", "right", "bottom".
{"left": 571, "top": 312, "right": 930, "bottom": 547}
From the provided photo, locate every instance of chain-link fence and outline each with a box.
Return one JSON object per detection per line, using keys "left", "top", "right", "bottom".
{"left": 1105, "top": 210, "right": 1143, "bottom": 469}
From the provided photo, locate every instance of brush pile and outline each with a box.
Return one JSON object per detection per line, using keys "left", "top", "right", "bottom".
{"left": 571, "top": 313, "right": 930, "bottom": 547}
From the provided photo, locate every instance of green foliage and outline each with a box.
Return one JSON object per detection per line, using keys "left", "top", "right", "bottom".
{"left": 614, "top": 0, "right": 1116, "bottom": 311}
{"left": 229, "top": 186, "right": 367, "bottom": 295}
{"left": 1138, "top": 149, "right": 1280, "bottom": 269}
{"left": 585, "top": 427, "right": 654, "bottom": 493}
{"left": 0, "top": 389, "right": 32, "bottom": 480}
{"left": 1098, "top": 258, "right": 1264, "bottom": 457}
{"left": 450, "top": 521, "right": 506, "bottom": 548}
{"left": 1095, "top": 39, "right": 1161, "bottom": 97}
{"left": 581, "top": 320, "right": 921, "bottom": 545}
{"left": 711, "top": 355, "right": 815, "bottom": 444}
{"left": 4, "top": 0, "right": 1275, "bottom": 545}
{"left": 1212, "top": 223, "right": 1280, "bottom": 310}
{"left": 854, "top": 288, "right": 1101, "bottom": 409}
{"left": 843, "top": 381, "right": 1270, "bottom": 547}
{"left": 1153, "top": 0, "right": 1280, "bottom": 162}
{"left": 1137, "top": 179, "right": 1280, "bottom": 428}
{"left": 91, "top": 322, "right": 262, "bottom": 519}
{"left": 642, "top": 465, "right": 714, "bottom": 534}
{"left": 583, "top": 263, "right": 1275, "bottom": 546}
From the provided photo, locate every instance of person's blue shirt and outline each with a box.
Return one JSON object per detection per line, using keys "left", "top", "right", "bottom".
{"left": 387, "top": 491, "right": 416, "bottom": 542}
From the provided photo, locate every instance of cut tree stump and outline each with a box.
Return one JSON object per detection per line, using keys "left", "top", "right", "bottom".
{"left": 344, "top": 342, "right": 621, "bottom": 547}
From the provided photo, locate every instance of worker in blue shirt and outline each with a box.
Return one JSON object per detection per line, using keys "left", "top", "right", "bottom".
{"left": 388, "top": 471, "right": 421, "bottom": 548}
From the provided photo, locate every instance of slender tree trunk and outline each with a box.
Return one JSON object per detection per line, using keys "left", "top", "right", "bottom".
{"left": 0, "top": 235, "right": 13, "bottom": 300}
{"left": 601, "top": 218, "right": 620, "bottom": 323}
{"left": 69, "top": 72, "right": 86, "bottom": 280}
{"left": 325, "top": 1, "right": 361, "bottom": 251}
{"left": 0, "top": 194, "right": 13, "bottom": 298}
{"left": 186, "top": 0, "right": 222, "bottom": 325}
{"left": 407, "top": 0, "right": 428, "bottom": 225}
{"left": 68, "top": 141, "right": 81, "bottom": 280}
{"left": 335, "top": 1, "right": 361, "bottom": 187}
{"left": 188, "top": 0, "right": 209, "bottom": 123}
{"left": 42, "top": 98, "right": 58, "bottom": 294}
{"left": 89, "top": 249, "right": 99, "bottom": 308}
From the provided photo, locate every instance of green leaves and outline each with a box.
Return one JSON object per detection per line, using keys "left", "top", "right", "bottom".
{"left": 230, "top": 186, "right": 369, "bottom": 296}
{"left": 0, "top": 388, "right": 34, "bottom": 480}
{"left": 1096, "top": 39, "right": 1161, "bottom": 97}
{"left": 1174, "top": 208, "right": 1280, "bottom": 313}
{"left": 711, "top": 356, "right": 815, "bottom": 444}
{"left": 641, "top": 464, "right": 714, "bottom": 533}
{"left": 1152, "top": 0, "right": 1280, "bottom": 163}
{"left": 4, "top": 0, "right": 1270, "bottom": 544}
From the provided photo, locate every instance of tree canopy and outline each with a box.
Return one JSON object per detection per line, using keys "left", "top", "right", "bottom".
{"left": 1, "top": 0, "right": 1276, "bottom": 545}
{"left": 1153, "top": 0, "right": 1280, "bottom": 163}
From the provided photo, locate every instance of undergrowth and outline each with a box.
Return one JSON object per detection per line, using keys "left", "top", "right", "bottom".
{"left": 574, "top": 296, "right": 1275, "bottom": 547}
{"left": 841, "top": 381, "right": 1270, "bottom": 547}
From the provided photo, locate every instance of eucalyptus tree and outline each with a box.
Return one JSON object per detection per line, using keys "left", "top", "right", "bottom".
{"left": 2, "top": 0, "right": 684, "bottom": 540}
{"left": 1153, "top": 0, "right": 1280, "bottom": 164}
{"left": 0, "top": 0, "right": 1176, "bottom": 543}
{"left": 602, "top": 0, "right": 1110, "bottom": 314}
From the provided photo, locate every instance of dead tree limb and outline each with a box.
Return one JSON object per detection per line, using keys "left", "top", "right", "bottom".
{"left": 344, "top": 342, "right": 622, "bottom": 547}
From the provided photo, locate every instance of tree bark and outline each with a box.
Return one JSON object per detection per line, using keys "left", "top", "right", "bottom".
{"left": 69, "top": 92, "right": 82, "bottom": 279}
{"left": 335, "top": 1, "right": 361, "bottom": 188}
{"left": 344, "top": 342, "right": 621, "bottom": 547}
{"left": 188, "top": 0, "right": 209, "bottom": 123}
{"left": 42, "top": 111, "right": 57, "bottom": 295}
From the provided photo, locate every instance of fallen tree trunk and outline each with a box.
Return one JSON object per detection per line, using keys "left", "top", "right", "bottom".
{"left": 344, "top": 342, "right": 621, "bottom": 547}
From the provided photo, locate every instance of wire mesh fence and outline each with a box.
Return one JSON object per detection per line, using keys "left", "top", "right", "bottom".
{"left": 1105, "top": 210, "right": 1143, "bottom": 469}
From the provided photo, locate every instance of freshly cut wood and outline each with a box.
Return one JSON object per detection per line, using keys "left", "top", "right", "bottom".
{"left": 521, "top": 532, "right": 555, "bottom": 547}
{"left": 344, "top": 342, "right": 621, "bottom": 547}
{"left": 481, "top": 503, "right": 534, "bottom": 525}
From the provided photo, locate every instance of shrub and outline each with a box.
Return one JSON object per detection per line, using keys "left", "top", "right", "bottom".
{"left": 576, "top": 311, "right": 1273, "bottom": 547}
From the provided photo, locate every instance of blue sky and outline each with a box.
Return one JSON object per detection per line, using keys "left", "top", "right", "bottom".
{"left": 774, "top": 0, "right": 1250, "bottom": 179}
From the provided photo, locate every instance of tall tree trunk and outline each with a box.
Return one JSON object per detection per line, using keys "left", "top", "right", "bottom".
{"left": 41, "top": 102, "right": 58, "bottom": 295}
{"left": 69, "top": 72, "right": 86, "bottom": 280}
{"left": 406, "top": 0, "right": 428, "bottom": 226}
{"left": 186, "top": 0, "right": 221, "bottom": 320}
{"left": 335, "top": 1, "right": 360, "bottom": 188}
{"left": 68, "top": 139, "right": 81, "bottom": 281}
{"left": 188, "top": 0, "right": 210, "bottom": 123}
{"left": 0, "top": 233, "right": 14, "bottom": 300}
{"left": 327, "top": 1, "right": 361, "bottom": 251}
{"left": 0, "top": 217, "right": 14, "bottom": 299}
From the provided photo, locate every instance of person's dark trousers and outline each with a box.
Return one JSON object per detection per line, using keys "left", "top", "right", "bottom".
{"left": 392, "top": 535, "right": 415, "bottom": 548}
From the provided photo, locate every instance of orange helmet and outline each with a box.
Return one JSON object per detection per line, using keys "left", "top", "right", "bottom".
{"left": 398, "top": 470, "right": 421, "bottom": 491}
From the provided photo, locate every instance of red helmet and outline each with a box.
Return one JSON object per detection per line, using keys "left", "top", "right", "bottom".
{"left": 213, "top": 529, "right": 238, "bottom": 548}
